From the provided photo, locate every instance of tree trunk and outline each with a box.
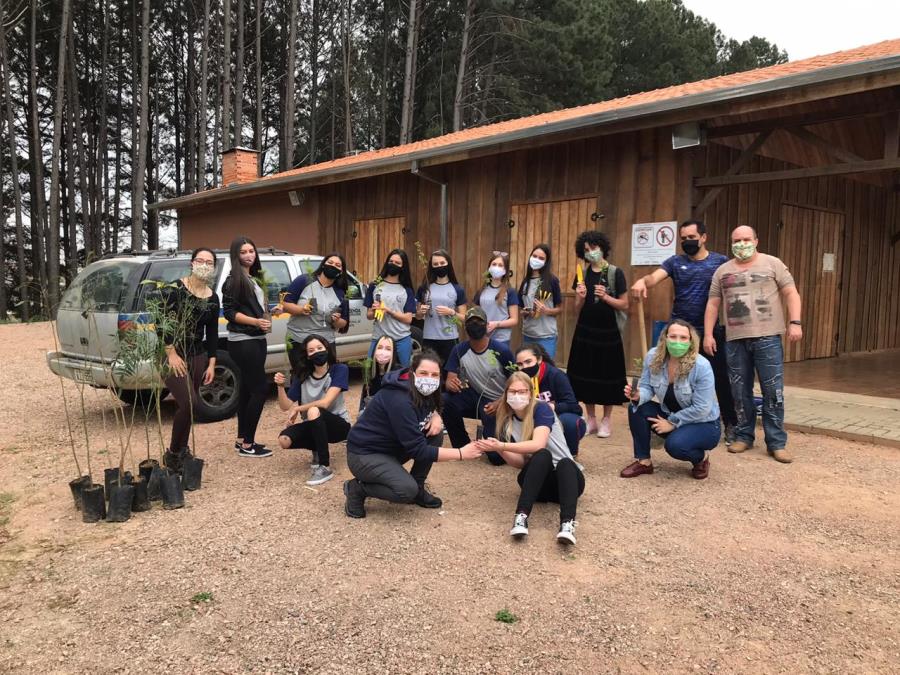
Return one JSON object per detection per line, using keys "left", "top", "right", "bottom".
{"left": 233, "top": 0, "right": 244, "bottom": 148}
{"left": 185, "top": 1, "right": 196, "bottom": 194}
{"left": 112, "top": 2, "right": 124, "bottom": 252}
{"left": 96, "top": 0, "right": 111, "bottom": 255}
{"left": 399, "top": 0, "right": 419, "bottom": 144}
{"left": 0, "top": 158, "right": 6, "bottom": 318}
{"left": 453, "top": 0, "right": 475, "bottom": 132}
{"left": 342, "top": 0, "right": 353, "bottom": 154}
{"left": 282, "top": 0, "right": 297, "bottom": 170}
{"left": 64, "top": 105, "right": 78, "bottom": 281}
{"left": 330, "top": 46, "right": 336, "bottom": 160}
{"left": 131, "top": 0, "right": 150, "bottom": 250}
{"left": 254, "top": 0, "right": 263, "bottom": 173}
{"left": 67, "top": 26, "right": 95, "bottom": 263}
{"left": 199, "top": 0, "right": 210, "bottom": 188}
{"left": 308, "top": 0, "right": 320, "bottom": 164}
{"left": 27, "top": 0, "right": 48, "bottom": 304}
{"left": 173, "top": 4, "right": 182, "bottom": 196}
{"left": 380, "top": 0, "right": 388, "bottom": 148}
{"left": 146, "top": 83, "right": 159, "bottom": 250}
{"left": 221, "top": 0, "right": 232, "bottom": 152}
{"left": 0, "top": 17, "right": 28, "bottom": 318}
{"left": 212, "top": 73, "right": 220, "bottom": 186}
{"left": 47, "top": 0, "right": 72, "bottom": 307}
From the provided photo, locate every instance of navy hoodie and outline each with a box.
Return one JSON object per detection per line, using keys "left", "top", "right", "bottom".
{"left": 535, "top": 363, "right": 583, "bottom": 417}
{"left": 347, "top": 370, "right": 439, "bottom": 462}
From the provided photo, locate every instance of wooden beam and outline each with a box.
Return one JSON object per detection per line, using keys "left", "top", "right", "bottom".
{"left": 693, "top": 130, "right": 772, "bottom": 217}
{"left": 695, "top": 158, "right": 900, "bottom": 187}
{"left": 784, "top": 126, "right": 868, "bottom": 164}
{"left": 706, "top": 100, "right": 900, "bottom": 139}
{"left": 885, "top": 112, "right": 900, "bottom": 159}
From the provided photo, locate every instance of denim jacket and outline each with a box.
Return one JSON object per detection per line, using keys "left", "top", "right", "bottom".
{"left": 633, "top": 347, "right": 719, "bottom": 427}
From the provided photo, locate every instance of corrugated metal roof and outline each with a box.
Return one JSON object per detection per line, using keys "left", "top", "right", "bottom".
{"left": 154, "top": 38, "right": 900, "bottom": 211}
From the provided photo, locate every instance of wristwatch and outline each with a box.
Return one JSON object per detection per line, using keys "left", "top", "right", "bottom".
{"left": 789, "top": 320, "right": 802, "bottom": 326}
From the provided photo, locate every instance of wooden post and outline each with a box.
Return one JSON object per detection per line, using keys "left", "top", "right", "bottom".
{"left": 637, "top": 298, "right": 648, "bottom": 356}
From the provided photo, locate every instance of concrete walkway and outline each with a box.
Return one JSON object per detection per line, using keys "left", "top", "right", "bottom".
{"left": 784, "top": 386, "right": 900, "bottom": 448}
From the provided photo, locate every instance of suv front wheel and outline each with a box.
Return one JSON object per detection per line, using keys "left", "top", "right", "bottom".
{"left": 195, "top": 350, "right": 241, "bottom": 422}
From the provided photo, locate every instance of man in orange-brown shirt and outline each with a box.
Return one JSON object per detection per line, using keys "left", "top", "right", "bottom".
{"left": 704, "top": 226, "right": 802, "bottom": 463}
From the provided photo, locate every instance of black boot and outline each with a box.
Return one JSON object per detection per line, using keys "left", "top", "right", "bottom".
{"left": 343, "top": 479, "right": 366, "bottom": 518}
{"left": 414, "top": 485, "right": 442, "bottom": 509}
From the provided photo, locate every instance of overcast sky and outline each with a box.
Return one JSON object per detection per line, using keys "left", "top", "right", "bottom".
{"left": 683, "top": 0, "right": 900, "bottom": 60}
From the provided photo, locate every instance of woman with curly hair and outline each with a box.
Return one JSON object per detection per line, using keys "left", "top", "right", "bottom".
{"left": 569, "top": 230, "right": 629, "bottom": 438}
{"left": 620, "top": 320, "right": 720, "bottom": 480}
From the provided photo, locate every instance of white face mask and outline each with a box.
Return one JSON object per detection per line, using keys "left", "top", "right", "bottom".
{"left": 528, "top": 256, "right": 545, "bottom": 270}
{"left": 414, "top": 376, "right": 440, "bottom": 396}
{"left": 191, "top": 262, "right": 216, "bottom": 283}
{"left": 374, "top": 347, "right": 393, "bottom": 365}
{"left": 488, "top": 265, "right": 506, "bottom": 279}
{"left": 506, "top": 393, "right": 530, "bottom": 411}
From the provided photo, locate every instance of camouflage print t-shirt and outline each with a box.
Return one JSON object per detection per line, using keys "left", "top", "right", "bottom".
{"left": 709, "top": 253, "right": 795, "bottom": 341}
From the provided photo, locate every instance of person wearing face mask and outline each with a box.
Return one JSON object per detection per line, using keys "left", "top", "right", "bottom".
{"left": 222, "top": 236, "right": 273, "bottom": 458}
{"left": 620, "top": 320, "right": 720, "bottom": 480}
{"left": 514, "top": 344, "right": 585, "bottom": 456}
{"left": 364, "top": 249, "right": 417, "bottom": 366}
{"left": 443, "top": 307, "right": 515, "bottom": 465}
{"left": 705, "top": 226, "right": 802, "bottom": 464}
{"left": 629, "top": 220, "right": 736, "bottom": 444}
{"left": 476, "top": 372, "right": 585, "bottom": 545}
{"left": 416, "top": 250, "right": 467, "bottom": 368}
{"left": 569, "top": 230, "right": 629, "bottom": 439}
{"left": 157, "top": 247, "right": 220, "bottom": 473}
{"left": 518, "top": 244, "right": 563, "bottom": 359}
{"left": 343, "top": 350, "right": 483, "bottom": 518}
{"left": 359, "top": 335, "right": 400, "bottom": 412}
{"left": 282, "top": 253, "right": 351, "bottom": 372}
{"left": 272, "top": 336, "right": 350, "bottom": 486}
{"left": 473, "top": 252, "right": 519, "bottom": 349}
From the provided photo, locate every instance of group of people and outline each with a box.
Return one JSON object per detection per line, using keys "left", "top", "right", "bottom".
{"left": 158, "top": 222, "right": 802, "bottom": 546}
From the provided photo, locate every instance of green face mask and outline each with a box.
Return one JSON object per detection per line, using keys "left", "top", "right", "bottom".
{"left": 585, "top": 248, "right": 603, "bottom": 263}
{"left": 732, "top": 241, "right": 756, "bottom": 261}
{"left": 666, "top": 339, "right": 691, "bottom": 358}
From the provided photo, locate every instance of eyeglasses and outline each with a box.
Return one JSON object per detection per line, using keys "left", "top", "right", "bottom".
{"left": 192, "top": 260, "right": 215, "bottom": 267}
{"left": 491, "top": 251, "right": 509, "bottom": 257}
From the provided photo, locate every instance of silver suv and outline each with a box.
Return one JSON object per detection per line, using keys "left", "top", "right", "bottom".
{"left": 46, "top": 249, "right": 420, "bottom": 421}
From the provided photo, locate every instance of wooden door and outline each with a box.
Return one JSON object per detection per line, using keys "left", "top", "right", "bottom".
{"left": 508, "top": 196, "right": 600, "bottom": 366}
{"left": 777, "top": 205, "right": 843, "bottom": 362}
{"left": 350, "top": 216, "right": 406, "bottom": 285}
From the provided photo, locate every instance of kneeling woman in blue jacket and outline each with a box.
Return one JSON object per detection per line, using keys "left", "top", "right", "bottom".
{"left": 343, "top": 350, "right": 483, "bottom": 518}
{"left": 621, "top": 319, "right": 720, "bottom": 480}
{"left": 514, "top": 344, "right": 585, "bottom": 456}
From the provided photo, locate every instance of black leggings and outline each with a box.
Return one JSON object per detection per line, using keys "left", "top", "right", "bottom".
{"left": 279, "top": 409, "right": 350, "bottom": 466}
{"left": 516, "top": 449, "right": 585, "bottom": 523}
{"left": 422, "top": 338, "right": 457, "bottom": 372}
{"left": 228, "top": 338, "right": 268, "bottom": 444}
{"left": 163, "top": 353, "right": 208, "bottom": 452}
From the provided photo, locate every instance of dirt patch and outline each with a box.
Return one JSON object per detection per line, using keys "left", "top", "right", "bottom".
{"left": 1, "top": 322, "right": 898, "bottom": 673}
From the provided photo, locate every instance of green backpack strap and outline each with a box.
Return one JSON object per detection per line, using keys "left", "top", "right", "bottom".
{"left": 606, "top": 263, "right": 628, "bottom": 337}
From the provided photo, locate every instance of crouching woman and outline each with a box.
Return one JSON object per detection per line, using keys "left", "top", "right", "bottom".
{"left": 343, "top": 350, "right": 482, "bottom": 518}
{"left": 477, "top": 372, "right": 585, "bottom": 546}
{"left": 621, "top": 319, "right": 720, "bottom": 480}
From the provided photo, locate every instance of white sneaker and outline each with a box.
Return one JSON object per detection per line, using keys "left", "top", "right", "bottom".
{"left": 509, "top": 512, "right": 529, "bottom": 537}
{"left": 597, "top": 417, "right": 611, "bottom": 438}
{"left": 557, "top": 520, "right": 577, "bottom": 545}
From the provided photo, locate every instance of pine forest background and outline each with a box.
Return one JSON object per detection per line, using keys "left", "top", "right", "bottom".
{"left": 0, "top": 0, "right": 786, "bottom": 318}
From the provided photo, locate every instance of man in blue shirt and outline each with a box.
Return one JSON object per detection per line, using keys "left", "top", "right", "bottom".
{"left": 630, "top": 220, "right": 737, "bottom": 441}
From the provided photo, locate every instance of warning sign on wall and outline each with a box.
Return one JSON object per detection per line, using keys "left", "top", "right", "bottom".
{"left": 631, "top": 221, "right": 678, "bottom": 266}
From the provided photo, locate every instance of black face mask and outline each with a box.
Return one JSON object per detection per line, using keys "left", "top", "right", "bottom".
{"left": 681, "top": 240, "right": 701, "bottom": 257}
{"left": 466, "top": 321, "right": 487, "bottom": 340}
{"left": 310, "top": 351, "right": 329, "bottom": 366}
{"left": 385, "top": 263, "right": 403, "bottom": 277}
{"left": 429, "top": 266, "right": 449, "bottom": 282}
{"left": 322, "top": 264, "right": 341, "bottom": 280}
{"left": 520, "top": 363, "right": 540, "bottom": 378}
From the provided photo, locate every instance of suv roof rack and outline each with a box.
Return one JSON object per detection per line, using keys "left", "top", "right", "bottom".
{"left": 99, "top": 246, "right": 297, "bottom": 260}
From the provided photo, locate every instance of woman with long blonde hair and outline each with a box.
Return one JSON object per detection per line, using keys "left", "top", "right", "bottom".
{"left": 477, "top": 371, "right": 585, "bottom": 545}
{"left": 620, "top": 319, "right": 720, "bottom": 480}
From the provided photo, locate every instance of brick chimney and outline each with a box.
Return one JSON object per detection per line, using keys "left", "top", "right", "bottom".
{"left": 222, "top": 147, "right": 260, "bottom": 186}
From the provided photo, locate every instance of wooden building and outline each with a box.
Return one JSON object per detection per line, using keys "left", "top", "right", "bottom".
{"left": 154, "top": 39, "right": 900, "bottom": 370}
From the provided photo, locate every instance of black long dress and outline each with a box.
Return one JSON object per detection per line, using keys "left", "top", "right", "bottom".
{"left": 567, "top": 265, "right": 628, "bottom": 405}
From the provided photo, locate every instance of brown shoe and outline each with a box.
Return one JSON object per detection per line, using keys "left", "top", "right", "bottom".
{"left": 769, "top": 448, "right": 793, "bottom": 463}
{"left": 620, "top": 461, "right": 654, "bottom": 478}
{"left": 728, "top": 441, "right": 753, "bottom": 454}
{"left": 691, "top": 458, "right": 710, "bottom": 479}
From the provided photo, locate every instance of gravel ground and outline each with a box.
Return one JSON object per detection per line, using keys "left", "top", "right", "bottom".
{"left": 0, "top": 321, "right": 898, "bottom": 674}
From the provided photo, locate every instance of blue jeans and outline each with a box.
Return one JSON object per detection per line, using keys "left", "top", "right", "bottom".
{"left": 725, "top": 335, "right": 787, "bottom": 450}
{"left": 558, "top": 412, "right": 586, "bottom": 456}
{"left": 441, "top": 388, "right": 498, "bottom": 460}
{"left": 369, "top": 335, "right": 412, "bottom": 367}
{"left": 628, "top": 401, "right": 720, "bottom": 465}
{"left": 523, "top": 334, "right": 557, "bottom": 360}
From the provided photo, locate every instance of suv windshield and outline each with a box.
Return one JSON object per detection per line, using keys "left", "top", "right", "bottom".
{"left": 136, "top": 260, "right": 222, "bottom": 308}
{"left": 59, "top": 260, "right": 141, "bottom": 311}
